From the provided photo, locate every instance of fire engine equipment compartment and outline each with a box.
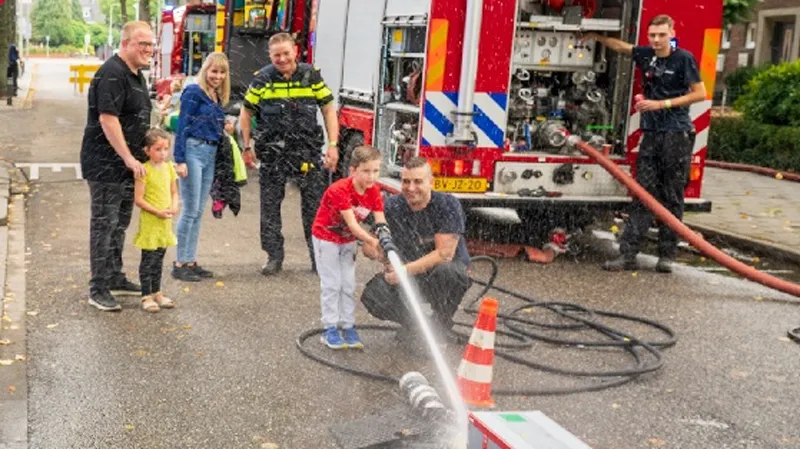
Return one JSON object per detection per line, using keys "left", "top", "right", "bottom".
{"left": 508, "top": 0, "right": 634, "bottom": 157}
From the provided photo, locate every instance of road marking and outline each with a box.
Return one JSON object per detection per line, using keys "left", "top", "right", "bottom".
{"left": 16, "top": 163, "right": 81, "bottom": 180}
{"left": 23, "top": 63, "right": 38, "bottom": 109}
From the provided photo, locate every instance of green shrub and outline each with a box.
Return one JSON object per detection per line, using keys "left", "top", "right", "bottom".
{"left": 708, "top": 117, "right": 800, "bottom": 171}
{"left": 723, "top": 65, "right": 768, "bottom": 107}
{"left": 734, "top": 60, "right": 800, "bottom": 126}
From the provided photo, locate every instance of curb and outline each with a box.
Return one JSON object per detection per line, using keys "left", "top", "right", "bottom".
{"left": 685, "top": 221, "right": 800, "bottom": 266}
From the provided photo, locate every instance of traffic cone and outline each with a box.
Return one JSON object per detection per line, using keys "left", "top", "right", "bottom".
{"left": 456, "top": 297, "right": 498, "bottom": 407}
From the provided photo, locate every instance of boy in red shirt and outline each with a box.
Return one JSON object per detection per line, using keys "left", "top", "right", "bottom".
{"left": 311, "top": 146, "right": 386, "bottom": 349}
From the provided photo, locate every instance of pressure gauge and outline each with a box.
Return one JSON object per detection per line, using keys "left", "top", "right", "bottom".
{"left": 549, "top": 36, "right": 559, "bottom": 47}
{"left": 537, "top": 36, "right": 547, "bottom": 46}
{"left": 542, "top": 49, "right": 551, "bottom": 59}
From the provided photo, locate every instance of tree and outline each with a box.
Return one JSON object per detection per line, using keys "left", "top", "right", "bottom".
{"left": 72, "top": 0, "right": 84, "bottom": 22}
{"left": 120, "top": 0, "right": 128, "bottom": 24}
{"left": 723, "top": 0, "right": 759, "bottom": 26}
{"left": 138, "top": 0, "right": 150, "bottom": 24}
{"left": 0, "top": 0, "right": 16, "bottom": 96}
{"left": 30, "top": 0, "right": 75, "bottom": 46}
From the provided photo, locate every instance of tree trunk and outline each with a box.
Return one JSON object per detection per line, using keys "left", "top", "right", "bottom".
{"left": 0, "top": 0, "right": 16, "bottom": 97}
{"left": 139, "top": 0, "right": 149, "bottom": 24}
{"left": 120, "top": 0, "right": 128, "bottom": 24}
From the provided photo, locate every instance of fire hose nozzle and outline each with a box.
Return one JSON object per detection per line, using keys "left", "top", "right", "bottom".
{"left": 374, "top": 223, "right": 399, "bottom": 255}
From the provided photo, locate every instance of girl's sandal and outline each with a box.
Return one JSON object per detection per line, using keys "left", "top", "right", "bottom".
{"left": 154, "top": 293, "right": 175, "bottom": 309}
{"left": 142, "top": 295, "right": 160, "bottom": 313}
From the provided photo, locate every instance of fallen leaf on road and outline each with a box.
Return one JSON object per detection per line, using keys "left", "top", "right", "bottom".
{"left": 647, "top": 438, "right": 665, "bottom": 447}
{"left": 15, "top": 355, "right": 26, "bottom": 362}
{"left": 133, "top": 349, "right": 150, "bottom": 356}
{"left": 183, "top": 324, "right": 192, "bottom": 330}
{"left": 26, "top": 310, "right": 39, "bottom": 316}
{"left": 632, "top": 272, "right": 638, "bottom": 277}
{"left": 0, "top": 360, "right": 13, "bottom": 366}
{"left": 754, "top": 296, "right": 764, "bottom": 302}
{"left": 0, "top": 339, "right": 10, "bottom": 346}
{"left": 611, "top": 403, "right": 620, "bottom": 409}
{"left": 610, "top": 225, "right": 619, "bottom": 234}
{"left": 521, "top": 308, "right": 536, "bottom": 313}
{"left": 183, "top": 287, "right": 190, "bottom": 293}
{"left": 740, "top": 213, "right": 750, "bottom": 220}
{"left": 8, "top": 385, "right": 16, "bottom": 392}
{"left": 46, "top": 323, "right": 59, "bottom": 329}
{"left": 778, "top": 337, "right": 791, "bottom": 343}
{"left": 215, "top": 281, "right": 225, "bottom": 287}
{"left": 775, "top": 173, "right": 783, "bottom": 180}
{"left": 161, "top": 327, "right": 177, "bottom": 333}
{"left": 752, "top": 257, "right": 760, "bottom": 263}
{"left": 2, "top": 315, "right": 12, "bottom": 323}
{"left": 261, "top": 444, "right": 279, "bottom": 449}
{"left": 744, "top": 191, "right": 751, "bottom": 195}
{"left": 124, "top": 424, "right": 135, "bottom": 432}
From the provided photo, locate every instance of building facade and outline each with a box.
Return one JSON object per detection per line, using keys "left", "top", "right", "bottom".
{"left": 715, "top": 0, "right": 799, "bottom": 100}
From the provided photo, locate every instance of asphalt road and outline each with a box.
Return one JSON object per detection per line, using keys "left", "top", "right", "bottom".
{"left": 3, "top": 59, "right": 800, "bottom": 449}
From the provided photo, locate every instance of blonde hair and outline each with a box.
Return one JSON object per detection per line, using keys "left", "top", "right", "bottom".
{"left": 121, "top": 21, "right": 152, "bottom": 43}
{"left": 170, "top": 78, "right": 184, "bottom": 93}
{"left": 269, "top": 32, "right": 296, "bottom": 48}
{"left": 197, "top": 52, "right": 231, "bottom": 106}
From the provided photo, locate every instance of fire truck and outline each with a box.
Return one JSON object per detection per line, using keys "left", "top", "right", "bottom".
{"left": 154, "top": 0, "right": 318, "bottom": 102}
{"left": 313, "top": 0, "right": 721, "bottom": 243}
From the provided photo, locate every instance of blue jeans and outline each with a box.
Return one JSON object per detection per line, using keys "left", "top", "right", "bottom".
{"left": 176, "top": 137, "right": 217, "bottom": 263}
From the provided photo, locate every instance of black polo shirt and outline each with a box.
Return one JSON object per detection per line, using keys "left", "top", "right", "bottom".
{"left": 632, "top": 46, "right": 702, "bottom": 132}
{"left": 80, "top": 55, "right": 152, "bottom": 183}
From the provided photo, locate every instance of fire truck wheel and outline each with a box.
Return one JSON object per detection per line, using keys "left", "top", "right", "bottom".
{"left": 336, "top": 131, "right": 365, "bottom": 180}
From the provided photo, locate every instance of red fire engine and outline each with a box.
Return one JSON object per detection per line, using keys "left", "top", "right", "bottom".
{"left": 153, "top": 0, "right": 318, "bottom": 101}
{"left": 313, "top": 0, "right": 721, "bottom": 243}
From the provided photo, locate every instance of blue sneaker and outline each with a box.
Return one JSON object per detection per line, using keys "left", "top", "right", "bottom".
{"left": 321, "top": 327, "right": 346, "bottom": 349}
{"left": 342, "top": 327, "right": 364, "bottom": 349}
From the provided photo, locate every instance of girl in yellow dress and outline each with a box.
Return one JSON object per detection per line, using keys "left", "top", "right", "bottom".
{"left": 134, "top": 128, "right": 179, "bottom": 312}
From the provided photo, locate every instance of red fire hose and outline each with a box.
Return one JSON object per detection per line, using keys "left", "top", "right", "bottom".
{"left": 575, "top": 141, "right": 800, "bottom": 298}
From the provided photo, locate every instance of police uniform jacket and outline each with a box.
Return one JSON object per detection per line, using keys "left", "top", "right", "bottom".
{"left": 243, "top": 63, "right": 334, "bottom": 165}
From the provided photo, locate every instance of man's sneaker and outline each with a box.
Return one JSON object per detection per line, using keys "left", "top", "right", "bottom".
{"left": 109, "top": 279, "right": 141, "bottom": 297}
{"left": 171, "top": 263, "right": 201, "bottom": 282}
{"left": 261, "top": 259, "right": 283, "bottom": 276}
{"left": 342, "top": 327, "right": 364, "bottom": 349}
{"left": 601, "top": 255, "right": 638, "bottom": 272}
{"left": 88, "top": 291, "right": 122, "bottom": 312}
{"left": 321, "top": 327, "right": 346, "bottom": 349}
{"left": 188, "top": 263, "right": 214, "bottom": 278}
{"left": 655, "top": 258, "right": 674, "bottom": 273}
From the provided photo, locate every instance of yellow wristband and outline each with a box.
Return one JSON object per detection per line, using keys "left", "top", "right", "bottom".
{"left": 664, "top": 99, "right": 672, "bottom": 109}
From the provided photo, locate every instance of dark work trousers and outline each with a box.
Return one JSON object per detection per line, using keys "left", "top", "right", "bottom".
{"left": 360, "top": 262, "right": 472, "bottom": 330}
{"left": 7, "top": 63, "right": 18, "bottom": 95}
{"left": 258, "top": 161, "right": 326, "bottom": 264}
{"left": 139, "top": 248, "right": 167, "bottom": 296}
{"left": 619, "top": 131, "right": 694, "bottom": 259}
{"left": 88, "top": 180, "right": 134, "bottom": 295}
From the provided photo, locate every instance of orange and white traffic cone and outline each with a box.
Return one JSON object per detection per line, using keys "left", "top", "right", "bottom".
{"left": 456, "top": 297, "right": 498, "bottom": 407}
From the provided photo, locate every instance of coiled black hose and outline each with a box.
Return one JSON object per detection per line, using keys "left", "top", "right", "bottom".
{"left": 296, "top": 255, "right": 677, "bottom": 396}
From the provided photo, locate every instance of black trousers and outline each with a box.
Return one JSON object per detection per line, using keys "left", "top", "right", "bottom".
{"left": 258, "top": 161, "right": 326, "bottom": 263}
{"left": 7, "top": 63, "right": 18, "bottom": 95}
{"left": 620, "top": 131, "right": 693, "bottom": 259}
{"left": 140, "top": 248, "right": 166, "bottom": 296}
{"left": 88, "top": 180, "right": 134, "bottom": 295}
{"left": 360, "top": 262, "right": 472, "bottom": 330}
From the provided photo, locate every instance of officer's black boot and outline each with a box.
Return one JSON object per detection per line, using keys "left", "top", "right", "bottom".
{"left": 601, "top": 254, "right": 638, "bottom": 272}
{"left": 655, "top": 257, "right": 674, "bottom": 273}
{"left": 261, "top": 258, "right": 283, "bottom": 276}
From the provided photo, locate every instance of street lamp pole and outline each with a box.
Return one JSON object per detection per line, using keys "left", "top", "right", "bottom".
{"left": 108, "top": 3, "right": 115, "bottom": 47}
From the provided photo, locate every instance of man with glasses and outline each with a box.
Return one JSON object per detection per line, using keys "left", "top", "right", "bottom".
{"left": 80, "top": 21, "right": 154, "bottom": 311}
{"left": 583, "top": 14, "right": 706, "bottom": 273}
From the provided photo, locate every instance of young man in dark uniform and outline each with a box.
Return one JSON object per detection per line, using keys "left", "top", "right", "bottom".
{"left": 239, "top": 32, "right": 340, "bottom": 276}
{"left": 80, "top": 21, "right": 153, "bottom": 311}
{"left": 360, "top": 157, "right": 472, "bottom": 336}
{"left": 585, "top": 14, "right": 706, "bottom": 273}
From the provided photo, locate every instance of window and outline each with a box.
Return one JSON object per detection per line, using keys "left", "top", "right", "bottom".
{"left": 716, "top": 53, "right": 725, "bottom": 72}
{"left": 722, "top": 24, "right": 732, "bottom": 49}
{"left": 737, "top": 52, "right": 750, "bottom": 67}
{"left": 746, "top": 23, "right": 756, "bottom": 49}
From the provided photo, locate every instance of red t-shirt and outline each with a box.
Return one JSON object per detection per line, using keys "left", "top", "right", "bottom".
{"left": 312, "top": 178, "right": 384, "bottom": 244}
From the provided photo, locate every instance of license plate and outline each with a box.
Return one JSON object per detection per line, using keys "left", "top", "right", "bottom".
{"left": 434, "top": 177, "right": 487, "bottom": 193}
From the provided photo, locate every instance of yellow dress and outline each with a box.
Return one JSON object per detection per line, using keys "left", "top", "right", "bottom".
{"left": 134, "top": 162, "right": 178, "bottom": 250}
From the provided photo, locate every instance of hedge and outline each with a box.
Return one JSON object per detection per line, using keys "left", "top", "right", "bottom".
{"left": 708, "top": 117, "right": 800, "bottom": 172}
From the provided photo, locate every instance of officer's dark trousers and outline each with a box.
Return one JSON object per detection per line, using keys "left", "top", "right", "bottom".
{"left": 361, "top": 262, "right": 472, "bottom": 330}
{"left": 259, "top": 161, "right": 326, "bottom": 264}
{"left": 619, "top": 131, "right": 693, "bottom": 259}
{"left": 88, "top": 180, "right": 134, "bottom": 295}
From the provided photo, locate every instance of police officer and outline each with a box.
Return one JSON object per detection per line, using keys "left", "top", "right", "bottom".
{"left": 584, "top": 14, "right": 706, "bottom": 273}
{"left": 239, "top": 32, "right": 340, "bottom": 276}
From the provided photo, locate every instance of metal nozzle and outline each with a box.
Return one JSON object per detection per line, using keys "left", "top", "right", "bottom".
{"left": 399, "top": 372, "right": 449, "bottom": 420}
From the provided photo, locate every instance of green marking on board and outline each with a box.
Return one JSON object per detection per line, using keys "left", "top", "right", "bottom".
{"left": 500, "top": 414, "right": 527, "bottom": 423}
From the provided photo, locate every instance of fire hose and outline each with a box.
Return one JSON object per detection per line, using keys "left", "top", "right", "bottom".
{"left": 574, "top": 141, "right": 800, "bottom": 298}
